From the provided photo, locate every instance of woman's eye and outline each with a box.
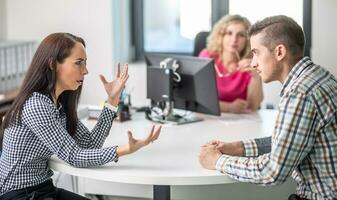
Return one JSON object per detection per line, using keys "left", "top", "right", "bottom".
{"left": 75, "top": 60, "right": 86, "bottom": 66}
{"left": 225, "top": 31, "right": 232, "bottom": 35}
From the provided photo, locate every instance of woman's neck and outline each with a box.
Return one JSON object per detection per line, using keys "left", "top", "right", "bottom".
{"left": 51, "top": 87, "right": 63, "bottom": 105}
{"left": 220, "top": 51, "right": 240, "bottom": 72}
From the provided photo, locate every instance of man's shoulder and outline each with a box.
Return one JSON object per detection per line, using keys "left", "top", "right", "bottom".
{"left": 291, "top": 64, "right": 337, "bottom": 122}
{"left": 291, "top": 64, "right": 336, "bottom": 96}
{"left": 198, "top": 49, "right": 215, "bottom": 58}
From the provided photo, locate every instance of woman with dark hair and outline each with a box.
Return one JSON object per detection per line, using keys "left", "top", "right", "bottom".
{"left": 0, "top": 33, "right": 161, "bottom": 200}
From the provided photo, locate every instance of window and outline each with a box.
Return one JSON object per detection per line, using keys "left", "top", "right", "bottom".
{"left": 144, "top": 0, "right": 211, "bottom": 53}
{"left": 131, "top": 0, "right": 311, "bottom": 60}
{"left": 229, "top": 0, "right": 303, "bottom": 26}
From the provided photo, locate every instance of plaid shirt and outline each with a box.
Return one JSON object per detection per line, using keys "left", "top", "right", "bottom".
{"left": 216, "top": 57, "right": 337, "bottom": 200}
{"left": 0, "top": 92, "right": 118, "bottom": 195}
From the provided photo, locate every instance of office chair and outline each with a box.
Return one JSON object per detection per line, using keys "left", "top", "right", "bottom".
{"left": 193, "top": 31, "right": 209, "bottom": 57}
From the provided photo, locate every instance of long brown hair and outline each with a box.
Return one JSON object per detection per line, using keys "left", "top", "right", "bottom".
{"left": 1, "top": 33, "right": 86, "bottom": 143}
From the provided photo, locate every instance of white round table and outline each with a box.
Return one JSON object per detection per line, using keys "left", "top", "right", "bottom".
{"left": 49, "top": 109, "right": 277, "bottom": 200}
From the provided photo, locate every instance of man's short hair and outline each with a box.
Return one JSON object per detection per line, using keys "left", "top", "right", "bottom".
{"left": 248, "top": 15, "right": 305, "bottom": 57}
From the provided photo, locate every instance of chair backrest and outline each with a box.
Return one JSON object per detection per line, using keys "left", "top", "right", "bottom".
{"left": 193, "top": 31, "right": 210, "bottom": 57}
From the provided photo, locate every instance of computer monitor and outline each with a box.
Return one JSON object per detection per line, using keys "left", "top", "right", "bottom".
{"left": 145, "top": 53, "right": 220, "bottom": 124}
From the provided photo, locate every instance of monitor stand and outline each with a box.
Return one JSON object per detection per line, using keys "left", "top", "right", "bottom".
{"left": 151, "top": 101, "right": 203, "bottom": 125}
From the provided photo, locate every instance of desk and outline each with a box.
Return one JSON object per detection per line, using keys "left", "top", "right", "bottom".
{"left": 49, "top": 109, "right": 277, "bottom": 200}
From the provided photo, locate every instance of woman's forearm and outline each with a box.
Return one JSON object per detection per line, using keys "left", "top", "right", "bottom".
{"left": 219, "top": 101, "right": 231, "bottom": 112}
{"left": 247, "top": 75, "right": 263, "bottom": 111}
{"left": 116, "top": 145, "right": 129, "bottom": 157}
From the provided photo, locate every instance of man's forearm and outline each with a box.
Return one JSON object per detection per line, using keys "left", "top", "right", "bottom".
{"left": 231, "top": 141, "right": 245, "bottom": 156}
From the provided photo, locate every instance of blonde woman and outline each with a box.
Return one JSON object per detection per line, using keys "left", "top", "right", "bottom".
{"left": 199, "top": 15, "right": 263, "bottom": 113}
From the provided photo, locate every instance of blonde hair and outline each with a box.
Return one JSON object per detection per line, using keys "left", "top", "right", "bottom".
{"left": 206, "top": 14, "right": 251, "bottom": 59}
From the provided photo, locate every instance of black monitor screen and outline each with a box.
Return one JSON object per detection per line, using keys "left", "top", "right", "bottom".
{"left": 145, "top": 53, "right": 220, "bottom": 116}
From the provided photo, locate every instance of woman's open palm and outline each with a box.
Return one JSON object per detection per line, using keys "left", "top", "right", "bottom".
{"left": 127, "top": 125, "right": 161, "bottom": 154}
{"left": 99, "top": 63, "right": 129, "bottom": 106}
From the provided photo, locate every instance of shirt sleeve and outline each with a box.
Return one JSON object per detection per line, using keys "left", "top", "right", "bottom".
{"left": 241, "top": 136, "right": 272, "bottom": 157}
{"left": 242, "top": 139, "right": 258, "bottom": 157}
{"left": 73, "top": 106, "right": 116, "bottom": 149}
{"left": 215, "top": 92, "right": 318, "bottom": 186}
{"left": 22, "top": 100, "right": 118, "bottom": 168}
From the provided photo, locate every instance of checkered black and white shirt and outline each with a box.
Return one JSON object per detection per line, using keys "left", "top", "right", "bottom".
{"left": 0, "top": 92, "right": 118, "bottom": 195}
{"left": 216, "top": 57, "right": 337, "bottom": 199}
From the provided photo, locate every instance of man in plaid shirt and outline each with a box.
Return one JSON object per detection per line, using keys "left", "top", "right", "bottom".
{"left": 199, "top": 15, "right": 337, "bottom": 200}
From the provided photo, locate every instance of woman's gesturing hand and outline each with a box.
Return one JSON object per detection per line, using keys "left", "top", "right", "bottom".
{"left": 99, "top": 63, "right": 129, "bottom": 106}
{"left": 117, "top": 125, "right": 162, "bottom": 157}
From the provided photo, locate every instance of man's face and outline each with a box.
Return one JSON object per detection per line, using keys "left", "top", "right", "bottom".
{"left": 250, "top": 33, "right": 280, "bottom": 83}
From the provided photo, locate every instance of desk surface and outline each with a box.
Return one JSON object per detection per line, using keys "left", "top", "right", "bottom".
{"left": 49, "top": 110, "right": 277, "bottom": 186}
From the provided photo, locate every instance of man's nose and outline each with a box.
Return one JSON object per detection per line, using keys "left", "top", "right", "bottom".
{"left": 250, "top": 57, "right": 257, "bottom": 68}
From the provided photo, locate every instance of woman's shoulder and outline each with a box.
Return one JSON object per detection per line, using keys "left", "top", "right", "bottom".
{"left": 21, "top": 92, "right": 58, "bottom": 125}
{"left": 22, "top": 92, "right": 54, "bottom": 114}
{"left": 198, "top": 49, "right": 212, "bottom": 58}
{"left": 25, "top": 92, "right": 52, "bottom": 105}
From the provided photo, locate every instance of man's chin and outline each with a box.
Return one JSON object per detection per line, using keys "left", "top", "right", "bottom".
{"left": 262, "top": 76, "right": 277, "bottom": 84}
{"left": 261, "top": 76, "right": 272, "bottom": 83}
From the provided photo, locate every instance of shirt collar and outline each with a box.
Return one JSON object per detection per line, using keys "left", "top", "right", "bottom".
{"left": 279, "top": 56, "right": 313, "bottom": 97}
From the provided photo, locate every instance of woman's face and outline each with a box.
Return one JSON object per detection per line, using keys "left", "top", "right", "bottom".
{"left": 221, "top": 22, "right": 248, "bottom": 54}
{"left": 55, "top": 42, "right": 88, "bottom": 92}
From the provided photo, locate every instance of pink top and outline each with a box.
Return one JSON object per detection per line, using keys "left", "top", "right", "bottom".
{"left": 199, "top": 49, "right": 251, "bottom": 102}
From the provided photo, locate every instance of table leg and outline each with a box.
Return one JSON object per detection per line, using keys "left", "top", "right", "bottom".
{"left": 153, "top": 185, "right": 170, "bottom": 200}
{"left": 71, "top": 175, "right": 79, "bottom": 194}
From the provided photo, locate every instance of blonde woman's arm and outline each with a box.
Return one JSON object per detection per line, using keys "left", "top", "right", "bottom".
{"left": 246, "top": 74, "right": 263, "bottom": 111}
{"left": 219, "top": 99, "right": 249, "bottom": 113}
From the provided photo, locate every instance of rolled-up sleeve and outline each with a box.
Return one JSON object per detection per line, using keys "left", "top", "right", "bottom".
{"left": 242, "top": 137, "right": 272, "bottom": 157}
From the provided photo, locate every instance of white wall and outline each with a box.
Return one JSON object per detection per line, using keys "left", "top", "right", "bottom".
{"left": 311, "top": 0, "right": 337, "bottom": 76}
{"left": 0, "top": 0, "right": 7, "bottom": 40}
{"left": 5, "top": 0, "right": 114, "bottom": 105}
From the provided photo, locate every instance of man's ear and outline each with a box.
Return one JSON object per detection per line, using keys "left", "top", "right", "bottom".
{"left": 274, "top": 44, "right": 287, "bottom": 61}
